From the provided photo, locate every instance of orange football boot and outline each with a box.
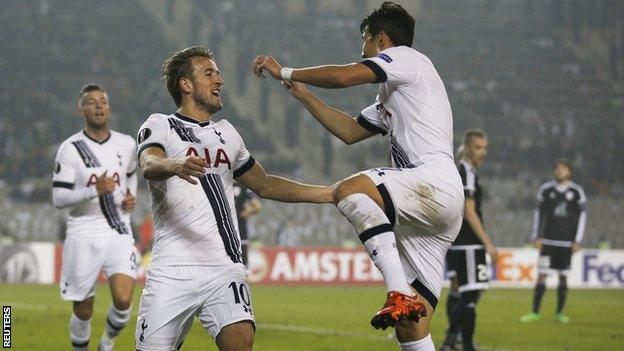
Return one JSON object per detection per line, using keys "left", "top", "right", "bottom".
{"left": 370, "top": 291, "right": 427, "bottom": 330}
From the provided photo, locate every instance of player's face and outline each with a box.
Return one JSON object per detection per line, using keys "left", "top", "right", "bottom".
{"left": 79, "top": 90, "right": 110, "bottom": 129}
{"left": 466, "top": 136, "right": 488, "bottom": 167}
{"left": 189, "top": 57, "right": 224, "bottom": 114}
{"left": 361, "top": 28, "right": 380, "bottom": 58}
{"left": 553, "top": 163, "right": 571, "bottom": 182}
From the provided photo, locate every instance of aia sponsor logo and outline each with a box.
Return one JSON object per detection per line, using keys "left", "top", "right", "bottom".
{"left": 186, "top": 147, "right": 231, "bottom": 170}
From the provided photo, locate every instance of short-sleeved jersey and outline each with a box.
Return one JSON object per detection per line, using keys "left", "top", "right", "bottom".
{"left": 233, "top": 182, "right": 258, "bottom": 238}
{"left": 532, "top": 181, "right": 586, "bottom": 247}
{"left": 357, "top": 46, "right": 456, "bottom": 171}
{"left": 137, "top": 112, "right": 255, "bottom": 267}
{"left": 452, "top": 160, "right": 483, "bottom": 247}
{"left": 53, "top": 130, "right": 137, "bottom": 237}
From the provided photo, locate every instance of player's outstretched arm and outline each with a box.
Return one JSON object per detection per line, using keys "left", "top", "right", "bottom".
{"left": 252, "top": 55, "right": 377, "bottom": 88}
{"left": 464, "top": 198, "right": 498, "bottom": 261}
{"left": 282, "top": 81, "right": 375, "bottom": 145}
{"left": 236, "top": 161, "right": 332, "bottom": 204}
{"left": 140, "top": 146, "right": 208, "bottom": 184}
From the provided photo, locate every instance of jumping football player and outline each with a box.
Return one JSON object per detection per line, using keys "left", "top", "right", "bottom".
{"left": 252, "top": 2, "right": 464, "bottom": 350}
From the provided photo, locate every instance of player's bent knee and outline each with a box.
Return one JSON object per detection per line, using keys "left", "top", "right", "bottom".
{"left": 333, "top": 175, "right": 381, "bottom": 206}
{"left": 113, "top": 296, "right": 133, "bottom": 310}
{"left": 216, "top": 320, "right": 254, "bottom": 351}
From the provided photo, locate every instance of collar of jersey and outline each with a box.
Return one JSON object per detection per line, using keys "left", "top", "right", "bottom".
{"left": 82, "top": 130, "right": 111, "bottom": 144}
{"left": 174, "top": 112, "right": 212, "bottom": 127}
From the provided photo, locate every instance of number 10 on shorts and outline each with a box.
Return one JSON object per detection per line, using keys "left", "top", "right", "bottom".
{"left": 229, "top": 282, "right": 253, "bottom": 315}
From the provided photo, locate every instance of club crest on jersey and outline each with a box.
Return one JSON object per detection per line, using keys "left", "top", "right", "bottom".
{"left": 565, "top": 191, "right": 574, "bottom": 201}
{"left": 378, "top": 53, "right": 393, "bottom": 63}
{"left": 137, "top": 128, "right": 152, "bottom": 144}
{"left": 186, "top": 147, "right": 231, "bottom": 170}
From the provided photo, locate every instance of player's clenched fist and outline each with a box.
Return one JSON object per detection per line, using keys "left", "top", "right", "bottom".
{"left": 281, "top": 80, "right": 308, "bottom": 100}
{"left": 252, "top": 55, "right": 282, "bottom": 80}
{"left": 95, "top": 170, "right": 117, "bottom": 195}
{"left": 122, "top": 189, "right": 137, "bottom": 212}
{"left": 171, "top": 156, "right": 208, "bottom": 184}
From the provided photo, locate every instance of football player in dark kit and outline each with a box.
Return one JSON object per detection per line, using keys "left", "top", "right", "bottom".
{"left": 521, "top": 159, "right": 586, "bottom": 324}
{"left": 233, "top": 182, "right": 262, "bottom": 266}
{"left": 442, "top": 129, "right": 498, "bottom": 351}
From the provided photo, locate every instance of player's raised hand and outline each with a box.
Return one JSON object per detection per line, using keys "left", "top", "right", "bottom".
{"left": 252, "top": 55, "right": 282, "bottom": 80}
{"left": 171, "top": 156, "right": 209, "bottom": 185}
{"left": 96, "top": 170, "right": 117, "bottom": 195}
{"left": 281, "top": 80, "right": 308, "bottom": 100}
{"left": 122, "top": 189, "right": 137, "bottom": 212}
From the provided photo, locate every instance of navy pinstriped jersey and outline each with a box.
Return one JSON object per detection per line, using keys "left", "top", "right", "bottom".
{"left": 137, "top": 112, "right": 255, "bottom": 267}
{"left": 53, "top": 130, "right": 137, "bottom": 237}
{"left": 532, "top": 181, "right": 587, "bottom": 247}
{"left": 452, "top": 160, "right": 483, "bottom": 246}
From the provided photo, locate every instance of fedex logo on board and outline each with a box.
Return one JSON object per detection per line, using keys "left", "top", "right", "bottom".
{"left": 583, "top": 254, "right": 624, "bottom": 285}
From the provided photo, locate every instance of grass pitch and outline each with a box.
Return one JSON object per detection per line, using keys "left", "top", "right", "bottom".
{"left": 1, "top": 284, "right": 622, "bottom": 350}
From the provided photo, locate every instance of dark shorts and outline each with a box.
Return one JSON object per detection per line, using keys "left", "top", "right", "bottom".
{"left": 538, "top": 244, "right": 572, "bottom": 275}
{"left": 446, "top": 246, "right": 489, "bottom": 292}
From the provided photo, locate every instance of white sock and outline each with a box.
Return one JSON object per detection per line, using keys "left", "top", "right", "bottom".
{"left": 337, "top": 193, "right": 412, "bottom": 295}
{"left": 399, "top": 334, "right": 434, "bottom": 351}
{"left": 105, "top": 304, "right": 132, "bottom": 339}
{"left": 70, "top": 313, "right": 91, "bottom": 351}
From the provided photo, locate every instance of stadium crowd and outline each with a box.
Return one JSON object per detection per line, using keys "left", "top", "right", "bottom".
{"left": 0, "top": 0, "right": 622, "bottom": 248}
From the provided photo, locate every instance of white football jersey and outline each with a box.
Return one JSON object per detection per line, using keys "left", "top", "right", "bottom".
{"left": 358, "top": 46, "right": 456, "bottom": 170}
{"left": 53, "top": 130, "right": 137, "bottom": 237}
{"left": 137, "top": 112, "right": 254, "bottom": 267}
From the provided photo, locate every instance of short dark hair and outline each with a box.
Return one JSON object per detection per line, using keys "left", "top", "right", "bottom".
{"left": 360, "top": 1, "right": 415, "bottom": 47}
{"left": 161, "top": 46, "right": 214, "bottom": 106}
{"left": 554, "top": 158, "right": 573, "bottom": 173}
{"left": 78, "top": 84, "right": 105, "bottom": 106}
{"left": 79, "top": 83, "right": 103, "bottom": 97}
{"left": 462, "top": 129, "right": 486, "bottom": 145}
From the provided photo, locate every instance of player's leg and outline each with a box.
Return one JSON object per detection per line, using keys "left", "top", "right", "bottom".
{"left": 555, "top": 274, "right": 569, "bottom": 323}
{"left": 99, "top": 274, "right": 135, "bottom": 350}
{"left": 522, "top": 245, "right": 552, "bottom": 322}
{"left": 334, "top": 173, "right": 413, "bottom": 295}
{"left": 99, "top": 236, "right": 138, "bottom": 351}
{"left": 135, "top": 266, "right": 200, "bottom": 351}
{"left": 60, "top": 236, "right": 103, "bottom": 351}
{"left": 441, "top": 251, "right": 462, "bottom": 351}
{"left": 333, "top": 173, "right": 425, "bottom": 328}
{"left": 197, "top": 265, "right": 255, "bottom": 350}
{"left": 458, "top": 290, "right": 481, "bottom": 351}
{"left": 555, "top": 246, "right": 572, "bottom": 323}
{"left": 71, "top": 297, "right": 95, "bottom": 351}
{"left": 394, "top": 298, "right": 435, "bottom": 351}
{"left": 446, "top": 276, "right": 460, "bottom": 326}
{"left": 215, "top": 321, "right": 255, "bottom": 351}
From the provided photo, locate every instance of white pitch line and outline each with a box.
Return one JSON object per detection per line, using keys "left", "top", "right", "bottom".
{"left": 257, "top": 323, "right": 392, "bottom": 342}
{"left": 477, "top": 346, "right": 520, "bottom": 351}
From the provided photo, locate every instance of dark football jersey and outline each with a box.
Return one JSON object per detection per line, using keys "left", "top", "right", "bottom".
{"left": 452, "top": 160, "right": 483, "bottom": 246}
{"left": 532, "top": 181, "right": 586, "bottom": 247}
{"left": 233, "top": 182, "right": 257, "bottom": 239}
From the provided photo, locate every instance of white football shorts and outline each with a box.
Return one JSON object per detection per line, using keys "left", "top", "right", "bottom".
{"left": 135, "top": 264, "right": 254, "bottom": 351}
{"left": 360, "top": 164, "right": 464, "bottom": 308}
{"left": 59, "top": 234, "right": 138, "bottom": 301}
